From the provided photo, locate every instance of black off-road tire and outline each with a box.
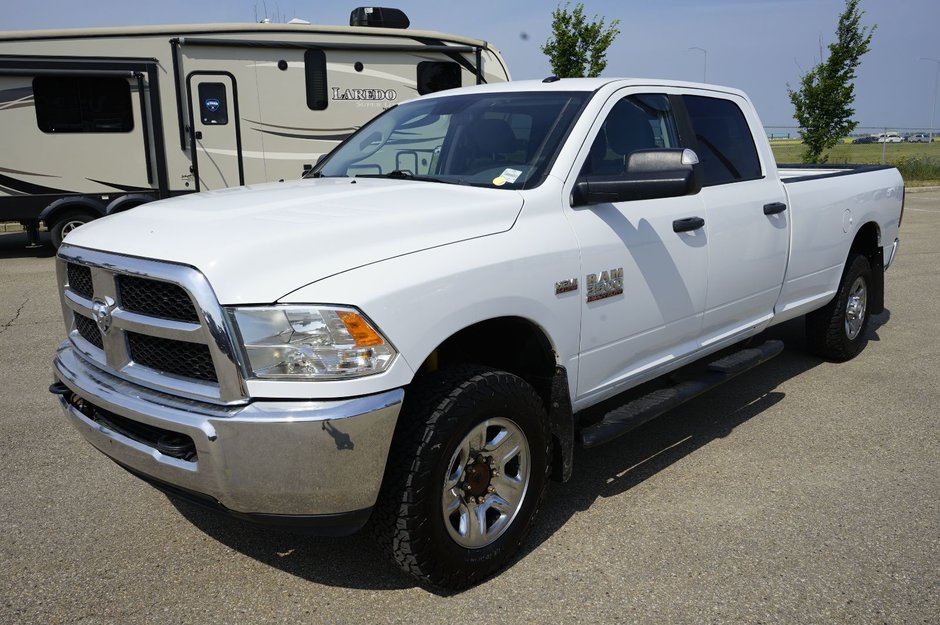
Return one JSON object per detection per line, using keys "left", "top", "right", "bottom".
{"left": 371, "top": 365, "right": 550, "bottom": 590}
{"left": 50, "top": 210, "right": 96, "bottom": 249}
{"left": 805, "top": 253, "right": 873, "bottom": 361}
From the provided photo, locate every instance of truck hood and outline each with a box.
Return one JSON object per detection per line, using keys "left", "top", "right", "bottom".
{"left": 65, "top": 178, "right": 523, "bottom": 304}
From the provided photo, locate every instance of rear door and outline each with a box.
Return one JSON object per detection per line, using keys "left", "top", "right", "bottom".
{"left": 187, "top": 73, "right": 243, "bottom": 190}
{"left": 683, "top": 93, "right": 789, "bottom": 345}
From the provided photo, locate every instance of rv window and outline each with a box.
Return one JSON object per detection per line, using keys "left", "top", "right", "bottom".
{"left": 417, "top": 62, "right": 461, "bottom": 95}
{"left": 33, "top": 75, "right": 133, "bottom": 133}
{"left": 305, "top": 49, "right": 328, "bottom": 110}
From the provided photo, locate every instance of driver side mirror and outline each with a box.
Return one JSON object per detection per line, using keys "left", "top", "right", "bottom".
{"left": 571, "top": 148, "right": 702, "bottom": 206}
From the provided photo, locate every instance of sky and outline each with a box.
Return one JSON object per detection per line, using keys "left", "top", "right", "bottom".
{"left": 3, "top": 0, "right": 939, "bottom": 131}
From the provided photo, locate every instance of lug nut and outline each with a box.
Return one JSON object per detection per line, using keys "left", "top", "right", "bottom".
{"left": 487, "top": 485, "right": 495, "bottom": 493}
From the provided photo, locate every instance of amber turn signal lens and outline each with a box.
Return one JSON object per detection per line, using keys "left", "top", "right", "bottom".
{"left": 338, "top": 311, "right": 384, "bottom": 347}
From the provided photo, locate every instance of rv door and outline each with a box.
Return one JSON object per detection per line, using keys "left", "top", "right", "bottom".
{"left": 187, "top": 73, "right": 243, "bottom": 190}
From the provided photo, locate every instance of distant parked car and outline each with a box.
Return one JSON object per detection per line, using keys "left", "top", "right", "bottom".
{"left": 853, "top": 135, "right": 877, "bottom": 144}
{"left": 876, "top": 132, "right": 903, "bottom": 143}
{"left": 907, "top": 133, "right": 931, "bottom": 143}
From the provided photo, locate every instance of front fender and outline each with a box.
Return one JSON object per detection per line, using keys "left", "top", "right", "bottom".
{"left": 277, "top": 216, "right": 582, "bottom": 403}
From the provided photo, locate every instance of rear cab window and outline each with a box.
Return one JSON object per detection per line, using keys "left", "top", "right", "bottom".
{"left": 683, "top": 95, "right": 761, "bottom": 186}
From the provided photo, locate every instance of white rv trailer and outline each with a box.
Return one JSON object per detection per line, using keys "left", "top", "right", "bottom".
{"left": 0, "top": 8, "right": 510, "bottom": 247}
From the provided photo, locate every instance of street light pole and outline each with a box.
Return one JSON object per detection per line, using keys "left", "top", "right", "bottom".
{"left": 921, "top": 57, "right": 940, "bottom": 142}
{"left": 689, "top": 47, "right": 707, "bottom": 83}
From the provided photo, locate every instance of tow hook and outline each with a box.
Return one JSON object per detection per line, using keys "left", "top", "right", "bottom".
{"left": 49, "top": 381, "right": 88, "bottom": 413}
{"left": 48, "top": 381, "right": 70, "bottom": 397}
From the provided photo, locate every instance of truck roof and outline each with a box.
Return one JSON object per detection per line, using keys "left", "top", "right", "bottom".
{"left": 421, "top": 77, "right": 748, "bottom": 98}
{"left": 0, "top": 22, "right": 494, "bottom": 49}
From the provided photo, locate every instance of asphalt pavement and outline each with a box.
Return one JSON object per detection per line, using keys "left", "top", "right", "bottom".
{"left": 1, "top": 191, "right": 938, "bottom": 624}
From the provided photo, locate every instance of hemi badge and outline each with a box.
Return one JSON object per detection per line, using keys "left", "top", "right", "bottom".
{"left": 555, "top": 278, "right": 578, "bottom": 295}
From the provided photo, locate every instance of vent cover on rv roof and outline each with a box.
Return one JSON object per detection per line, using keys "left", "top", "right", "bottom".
{"left": 349, "top": 7, "right": 410, "bottom": 29}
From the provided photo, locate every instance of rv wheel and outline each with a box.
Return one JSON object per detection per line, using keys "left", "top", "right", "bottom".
{"left": 51, "top": 210, "right": 96, "bottom": 249}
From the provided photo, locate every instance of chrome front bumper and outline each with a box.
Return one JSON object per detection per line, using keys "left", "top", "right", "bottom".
{"left": 52, "top": 342, "right": 402, "bottom": 531}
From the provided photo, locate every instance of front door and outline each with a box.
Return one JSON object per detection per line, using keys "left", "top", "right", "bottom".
{"left": 188, "top": 74, "right": 242, "bottom": 190}
{"left": 566, "top": 92, "right": 709, "bottom": 408}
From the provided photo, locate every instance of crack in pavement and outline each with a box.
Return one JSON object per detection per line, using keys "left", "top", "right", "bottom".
{"left": 0, "top": 298, "right": 29, "bottom": 336}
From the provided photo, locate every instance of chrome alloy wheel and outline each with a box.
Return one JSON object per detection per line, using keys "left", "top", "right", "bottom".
{"left": 844, "top": 276, "right": 868, "bottom": 340}
{"left": 441, "top": 417, "right": 530, "bottom": 549}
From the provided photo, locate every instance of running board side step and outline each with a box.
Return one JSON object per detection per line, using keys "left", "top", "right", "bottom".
{"left": 580, "top": 340, "right": 784, "bottom": 448}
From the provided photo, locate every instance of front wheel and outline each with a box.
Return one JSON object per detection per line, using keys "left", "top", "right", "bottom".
{"left": 806, "top": 253, "right": 873, "bottom": 361}
{"left": 371, "top": 366, "right": 549, "bottom": 589}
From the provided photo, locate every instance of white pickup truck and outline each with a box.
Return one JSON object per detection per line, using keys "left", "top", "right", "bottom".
{"left": 51, "top": 77, "right": 903, "bottom": 589}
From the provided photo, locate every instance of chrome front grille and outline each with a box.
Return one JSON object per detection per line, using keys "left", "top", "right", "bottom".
{"left": 118, "top": 275, "right": 200, "bottom": 322}
{"left": 73, "top": 312, "right": 103, "bottom": 349}
{"left": 57, "top": 245, "right": 246, "bottom": 404}
{"left": 127, "top": 332, "right": 218, "bottom": 382}
{"left": 67, "top": 263, "right": 93, "bottom": 299}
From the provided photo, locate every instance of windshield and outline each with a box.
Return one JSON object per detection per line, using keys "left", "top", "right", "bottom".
{"left": 313, "top": 91, "right": 590, "bottom": 189}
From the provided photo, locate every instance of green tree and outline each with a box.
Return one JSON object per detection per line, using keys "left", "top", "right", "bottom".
{"left": 542, "top": 2, "right": 621, "bottom": 78}
{"left": 788, "top": 0, "right": 875, "bottom": 163}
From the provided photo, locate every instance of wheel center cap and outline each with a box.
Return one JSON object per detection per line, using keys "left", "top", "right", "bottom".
{"left": 464, "top": 459, "right": 492, "bottom": 497}
{"left": 847, "top": 297, "right": 862, "bottom": 319}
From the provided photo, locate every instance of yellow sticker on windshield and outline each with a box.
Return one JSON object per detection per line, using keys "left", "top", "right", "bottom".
{"left": 492, "top": 176, "right": 507, "bottom": 186}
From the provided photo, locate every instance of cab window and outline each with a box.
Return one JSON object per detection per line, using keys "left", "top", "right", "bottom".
{"left": 581, "top": 94, "right": 680, "bottom": 177}
{"left": 683, "top": 95, "right": 761, "bottom": 186}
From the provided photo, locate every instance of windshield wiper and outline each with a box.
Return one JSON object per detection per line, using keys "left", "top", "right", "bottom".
{"left": 357, "top": 170, "right": 457, "bottom": 184}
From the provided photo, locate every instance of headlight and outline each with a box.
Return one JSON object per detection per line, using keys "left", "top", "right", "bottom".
{"left": 228, "top": 306, "right": 396, "bottom": 379}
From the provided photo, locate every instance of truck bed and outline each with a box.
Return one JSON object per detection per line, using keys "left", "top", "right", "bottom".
{"left": 770, "top": 162, "right": 903, "bottom": 327}
{"left": 776, "top": 163, "right": 897, "bottom": 183}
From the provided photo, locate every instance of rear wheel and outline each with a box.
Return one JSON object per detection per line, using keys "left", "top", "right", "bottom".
{"left": 806, "top": 253, "right": 872, "bottom": 361}
{"left": 371, "top": 366, "right": 549, "bottom": 589}
{"left": 50, "top": 210, "right": 96, "bottom": 248}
